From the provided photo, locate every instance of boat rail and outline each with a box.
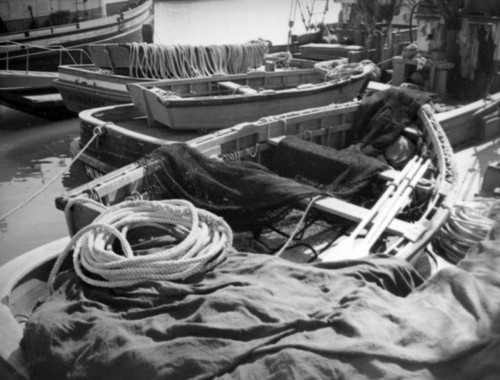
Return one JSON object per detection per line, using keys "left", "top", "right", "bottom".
{"left": 0, "top": 41, "right": 93, "bottom": 73}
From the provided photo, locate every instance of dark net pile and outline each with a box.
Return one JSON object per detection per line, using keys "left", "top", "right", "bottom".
{"left": 348, "top": 87, "right": 430, "bottom": 160}
{"left": 270, "top": 136, "right": 389, "bottom": 201}
{"left": 139, "top": 144, "right": 326, "bottom": 232}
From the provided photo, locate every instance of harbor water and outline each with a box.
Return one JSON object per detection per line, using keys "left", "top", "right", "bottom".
{"left": 0, "top": 0, "right": 340, "bottom": 265}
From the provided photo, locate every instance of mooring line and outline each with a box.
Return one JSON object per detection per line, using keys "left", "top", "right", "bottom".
{"left": 0, "top": 126, "right": 103, "bottom": 222}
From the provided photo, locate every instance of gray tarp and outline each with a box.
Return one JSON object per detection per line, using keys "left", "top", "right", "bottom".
{"left": 23, "top": 223, "right": 500, "bottom": 380}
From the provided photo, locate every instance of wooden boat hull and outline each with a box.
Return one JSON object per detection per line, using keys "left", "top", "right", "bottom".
{"left": 54, "top": 64, "right": 153, "bottom": 112}
{"left": 74, "top": 103, "right": 208, "bottom": 178}
{"left": 0, "top": 0, "right": 154, "bottom": 73}
{"left": 129, "top": 68, "right": 372, "bottom": 130}
{"left": 145, "top": 77, "right": 367, "bottom": 130}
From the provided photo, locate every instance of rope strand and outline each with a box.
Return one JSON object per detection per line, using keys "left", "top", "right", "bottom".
{"left": 128, "top": 41, "right": 268, "bottom": 79}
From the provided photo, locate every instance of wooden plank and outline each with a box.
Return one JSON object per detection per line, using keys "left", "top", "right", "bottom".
{"left": 312, "top": 197, "right": 426, "bottom": 242}
{"left": 367, "top": 81, "right": 392, "bottom": 92}
{"left": 218, "top": 81, "right": 258, "bottom": 94}
{"left": 24, "top": 93, "right": 63, "bottom": 103}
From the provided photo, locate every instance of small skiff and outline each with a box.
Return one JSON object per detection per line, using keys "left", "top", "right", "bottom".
{"left": 127, "top": 60, "right": 378, "bottom": 129}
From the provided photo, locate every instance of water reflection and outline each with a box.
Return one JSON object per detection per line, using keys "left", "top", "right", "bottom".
{"left": 0, "top": 107, "right": 86, "bottom": 265}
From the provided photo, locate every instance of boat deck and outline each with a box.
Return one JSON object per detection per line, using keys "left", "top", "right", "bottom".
{"left": 0, "top": 70, "right": 59, "bottom": 89}
{"left": 0, "top": 87, "right": 73, "bottom": 120}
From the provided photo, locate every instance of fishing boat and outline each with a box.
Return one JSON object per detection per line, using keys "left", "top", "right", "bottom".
{"left": 127, "top": 60, "right": 377, "bottom": 130}
{"left": 62, "top": 88, "right": 458, "bottom": 258}
{"left": 70, "top": 65, "right": 374, "bottom": 178}
{"left": 0, "top": 0, "right": 154, "bottom": 73}
{"left": 53, "top": 42, "right": 311, "bottom": 113}
{"left": 72, "top": 103, "right": 209, "bottom": 178}
{"left": 0, "top": 0, "right": 154, "bottom": 118}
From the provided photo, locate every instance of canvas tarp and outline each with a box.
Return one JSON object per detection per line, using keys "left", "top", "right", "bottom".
{"left": 23, "top": 222, "right": 500, "bottom": 380}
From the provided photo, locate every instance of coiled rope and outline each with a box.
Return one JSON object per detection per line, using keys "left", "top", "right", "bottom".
{"left": 0, "top": 126, "right": 104, "bottom": 222}
{"left": 48, "top": 199, "right": 233, "bottom": 290}
{"left": 314, "top": 59, "right": 380, "bottom": 82}
{"left": 128, "top": 41, "right": 268, "bottom": 79}
{"left": 438, "top": 197, "right": 500, "bottom": 263}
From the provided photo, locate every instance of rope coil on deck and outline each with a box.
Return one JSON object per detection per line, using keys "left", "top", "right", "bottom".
{"left": 437, "top": 198, "right": 500, "bottom": 263}
{"left": 49, "top": 199, "right": 233, "bottom": 289}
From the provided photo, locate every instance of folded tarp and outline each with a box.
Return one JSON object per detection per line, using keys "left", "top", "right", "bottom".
{"left": 23, "top": 222, "right": 500, "bottom": 379}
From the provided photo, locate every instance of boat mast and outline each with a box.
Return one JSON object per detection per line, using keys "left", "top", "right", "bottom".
{"left": 287, "top": 0, "right": 332, "bottom": 45}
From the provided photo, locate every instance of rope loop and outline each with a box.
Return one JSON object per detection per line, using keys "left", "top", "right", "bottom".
{"left": 93, "top": 125, "right": 105, "bottom": 137}
{"left": 49, "top": 199, "right": 233, "bottom": 289}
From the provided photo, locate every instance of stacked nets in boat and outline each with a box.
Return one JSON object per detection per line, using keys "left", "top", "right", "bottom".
{"left": 137, "top": 89, "right": 431, "bottom": 233}
{"left": 436, "top": 197, "right": 500, "bottom": 263}
{"left": 139, "top": 144, "right": 326, "bottom": 232}
{"left": 128, "top": 41, "right": 268, "bottom": 79}
{"left": 348, "top": 87, "right": 431, "bottom": 164}
{"left": 138, "top": 139, "right": 389, "bottom": 233}
{"left": 270, "top": 135, "right": 390, "bottom": 201}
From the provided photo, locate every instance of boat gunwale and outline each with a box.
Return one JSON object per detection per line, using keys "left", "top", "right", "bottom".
{"left": 154, "top": 74, "right": 368, "bottom": 107}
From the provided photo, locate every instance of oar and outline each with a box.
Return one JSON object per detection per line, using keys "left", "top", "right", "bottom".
{"left": 320, "top": 156, "right": 422, "bottom": 262}
{"left": 363, "top": 158, "right": 431, "bottom": 250}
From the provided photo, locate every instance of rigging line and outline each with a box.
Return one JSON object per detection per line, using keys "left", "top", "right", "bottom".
{"left": 274, "top": 195, "right": 325, "bottom": 258}
{"left": 0, "top": 127, "right": 104, "bottom": 222}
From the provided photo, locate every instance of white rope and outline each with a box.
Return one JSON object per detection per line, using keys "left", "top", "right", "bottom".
{"left": 0, "top": 127, "right": 103, "bottom": 222}
{"left": 48, "top": 199, "right": 233, "bottom": 289}
{"left": 128, "top": 41, "right": 268, "bottom": 79}
{"left": 439, "top": 198, "right": 500, "bottom": 262}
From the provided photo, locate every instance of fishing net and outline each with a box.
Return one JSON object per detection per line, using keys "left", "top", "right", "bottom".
{"left": 348, "top": 88, "right": 431, "bottom": 162}
{"left": 138, "top": 138, "right": 389, "bottom": 233}
{"left": 270, "top": 135, "right": 389, "bottom": 201}
{"left": 137, "top": 88, "right": 429, "bottom": 239}
{"left": 139, "top": 144, "right": 325, "bottom": 232}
